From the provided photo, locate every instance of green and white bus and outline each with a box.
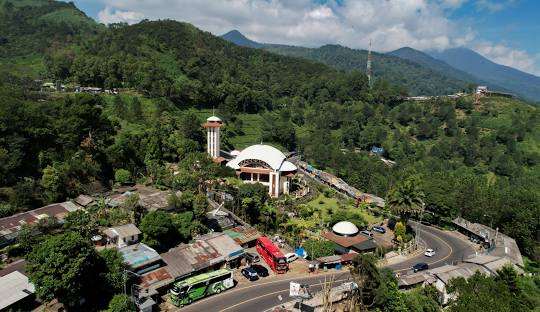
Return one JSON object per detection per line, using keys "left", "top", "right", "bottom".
{"left": 169, "top": 269, "right": 235, "bottom": 307}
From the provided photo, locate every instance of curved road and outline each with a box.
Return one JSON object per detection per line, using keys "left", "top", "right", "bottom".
{"left": 179, "top": 223, "right": 475, "bottom": 312}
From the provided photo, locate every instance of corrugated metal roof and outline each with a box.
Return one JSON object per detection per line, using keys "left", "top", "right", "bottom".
{"left": 104, "top": 224, "right": 141, "bottom": 239}
{"left": 198, "top": 232, "right": 244, "bottom": 260}
{"left": 119, "top": 243, "right": 161, "bottom": 269}
{"left": 161, "top": 247, "right": 194, "bottom": 278}
{"left": 0, "top": 271, "right": 35, "bottom": 310}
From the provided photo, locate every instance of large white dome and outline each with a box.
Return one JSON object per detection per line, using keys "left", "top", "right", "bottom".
{"left": 207, "top": 116, "right": 222, "bottom": 122}
{"left": 332, "top": 221, "right": 359, "bottom": 236}
{"left": 226, "top": 144, "right": 297, "bottom": 172}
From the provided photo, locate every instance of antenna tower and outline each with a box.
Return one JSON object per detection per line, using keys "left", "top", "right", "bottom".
{"left": 367, "top": 39, "right": 373, "bottom": 88}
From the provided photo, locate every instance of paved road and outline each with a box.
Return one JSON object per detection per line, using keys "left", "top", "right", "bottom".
{"left": 177, "top": 223, "right": 475, "bottom": 312}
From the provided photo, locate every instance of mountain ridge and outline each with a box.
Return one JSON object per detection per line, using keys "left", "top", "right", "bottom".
{"left": 221, "top": 31, "right": 471, "bottom": 96}
{"left": 429, "top": 47, "right": 540, "bottom": 102}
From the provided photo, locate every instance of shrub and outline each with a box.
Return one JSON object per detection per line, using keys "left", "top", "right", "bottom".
{"left": 114, "top": 169, "right": 131, "bottom": 185}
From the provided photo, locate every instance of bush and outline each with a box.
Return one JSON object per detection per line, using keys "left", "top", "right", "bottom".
{"left": 303, "top": 239, "right": 336, "bottom": 260}
{"left": 106, "top": 294, "right": 136, "bottom": 312}
{"left": 114, "top": 169, "right": 131, "bottom": 185}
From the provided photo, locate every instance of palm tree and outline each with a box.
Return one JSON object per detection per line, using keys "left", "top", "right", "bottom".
{"left": 387, "top": 177, "right": 425, "bottom": 221}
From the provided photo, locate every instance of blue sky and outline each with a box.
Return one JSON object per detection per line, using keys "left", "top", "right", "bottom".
{"left": 70, "top": 0, "right": 540, "bottom": 76}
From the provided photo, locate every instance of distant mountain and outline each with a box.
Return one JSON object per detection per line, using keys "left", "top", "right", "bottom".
{"left": 221, "top": 31, "right": 471, "bottom": 96}
{"left": 388, "top": 47, "right": 479, "bottom": 85}
{"left": 221, "top": 30, "right": 263, "bottom": 49}
{"left": 429, "top": 48, "right": 540, "bottom": 102}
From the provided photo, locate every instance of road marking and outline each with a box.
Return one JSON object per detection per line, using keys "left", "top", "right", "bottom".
{"left": 179, "top": 271, "right": 348, "bottom": 310}
{"left": 391, "top": 226, "right": 454, "bottom": 273}
{"left": 220, "top": 278, "right": 349, "bottom": 312}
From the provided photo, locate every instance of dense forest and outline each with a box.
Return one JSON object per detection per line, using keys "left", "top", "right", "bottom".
{"left": 0, "top": 1, "right": 539, "bottom": 311}
{"left": 0, "top": 0, "right": 539, "bottom": 265}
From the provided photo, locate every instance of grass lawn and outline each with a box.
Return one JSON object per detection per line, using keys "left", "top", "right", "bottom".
{"left": 304, "top": 193, "right": 382, "bottom": 226}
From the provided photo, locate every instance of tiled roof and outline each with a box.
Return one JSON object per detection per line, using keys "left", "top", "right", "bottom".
{"left": 321, "top": 231, "right": 370, "bottom": 248}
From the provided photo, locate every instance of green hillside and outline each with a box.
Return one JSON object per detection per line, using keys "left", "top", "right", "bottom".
{"left": 0, "top": 0, "right": 538, "bottom": 261}
{"left": 0, "top": 0, "right": 102, "bottom": 77}
{"left": 264, "top": 44, "right": 470, "bottom": 96}
{"left": 220, "top": 31, "right": 472, "bottom": 96}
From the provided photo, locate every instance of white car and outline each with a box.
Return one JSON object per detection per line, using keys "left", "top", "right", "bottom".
{"left": 285, "top": 253, "right": 298, "bottom": 263}
{"left": 424, "top": 248, "right": 436, "bottom": 257}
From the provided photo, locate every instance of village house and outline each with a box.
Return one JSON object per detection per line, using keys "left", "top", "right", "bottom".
{"left": 0, "top": 202, "right": 81, "bottom": 247}
{"left": 103, "top": 223, "right": 141, "bottom": 248}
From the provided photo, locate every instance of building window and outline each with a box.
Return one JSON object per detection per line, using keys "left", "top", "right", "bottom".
{"left": 259, "top": 174, "right": 269, "bottom": 182}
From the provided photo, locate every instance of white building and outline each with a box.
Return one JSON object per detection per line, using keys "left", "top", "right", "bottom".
{"left": 226, "top": 145, "right": 297, "bottom": 197}
{"left": 203, "top": 116, "right": 222, "bottom": 159}
{"left": 103, "top": 223, "right": 141, "bottom": 248}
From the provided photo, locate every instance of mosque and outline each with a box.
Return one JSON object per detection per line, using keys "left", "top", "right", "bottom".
{"left": 203, "top": 115, "right": 297, "bottom": 197}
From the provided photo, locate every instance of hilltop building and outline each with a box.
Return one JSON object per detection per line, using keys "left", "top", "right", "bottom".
{"left": 203, "top": 116, "right": 297, "bottom": 197}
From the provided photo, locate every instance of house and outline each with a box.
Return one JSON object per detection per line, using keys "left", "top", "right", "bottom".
{"left": 452, "top": 217, "right": 523, "bottom": 266}
{"left": 321, "top": 221, "right": 378, "bottom": 254}
{"left": 106, "top": 185, "right": 182, "bottom": 212}
{"left": 0, "top": 202, "right": 81, "bottom": 246}
{"left": 103, "top": 224, "right": 141, "bottom": 248}
{"left": 398, "top": 254, "right": 522, "bottom": 304}
{"left": 119, "top": 243, "right": 162, "bottom": 275}
{"left": 0, "top": 271, "right": 36, "bottom": 311}
{"left": 195, "top": 232, "right": 245, "bottom": 267}
{"left": 476, "top": 86, "right": 488, "bottom": 94}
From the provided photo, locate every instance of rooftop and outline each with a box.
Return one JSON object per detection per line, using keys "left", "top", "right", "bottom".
{"left": 0, "top": 271, "right": 35, "bottom": 310}
{"left": 332, "top": 221, "right": 359, "bottom": 236}
{"left": 321, "top": 231, "right": 371, "bottom": 248}
{"left": 104, "top": 223, "right": 141, "bottom": 239}
{"left": 224, "top": 226, "right": 261, "bottom": 246}
{"left": 161, "top": 248, "right": 194, "bottom": 279}
{"left": 119, "top": 243, "right": 161, "bottom": 269}
{"left": 197, "top": 232, "right": 244, "bottom": 260}
{"left": 226, "top": 144, "right": 297, "bottom": 172}
{"left": 0, "top": 202, "right": 80, "bottom": 240}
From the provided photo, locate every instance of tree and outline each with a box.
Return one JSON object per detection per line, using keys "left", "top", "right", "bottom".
{"left": 63, "top": 210, "right": 98, "bottom": 238}
{"left": 106, "top": 294, "right": 136, "bottom": 312}
{"left": 114, "top": 168, "right": 131, "bottom": 185}
{"left": 41, "top": 165, "right": 63, "bottom": 203}
{"left": 139, "top": 211, "right": 176, "bottom": 250}
{"left": 387, "top": 177, "right": 425, "bottom": 221}
{"left": 26, "top": 232, "right": 100, "bottom": 307}
{"left": 302, "top": 239, "right": 335, "bottom": 260}
{"left": 98, "top": 249, "right": 126, "bottom": 295}
{"left": 446, "top": 271, "right": 529, "bottom": 312}
{"left": 130, "top": 97, "right": 143, "bottom": 122}
{"left": 349, "top": 254, "right": 382, "bottom": 310}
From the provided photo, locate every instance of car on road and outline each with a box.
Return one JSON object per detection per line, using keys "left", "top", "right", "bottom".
{"left": 285, "top": 252, "right": 298, "bottom": 263}
{"left": 372, "top": 226, "right": 386, "bottom": 234}
{"left": 413, "top": 262, "right": 429, "bottom": 272}
{"left": 424, "top": 248, "right": 436, "bottom": 257}
{"left": 360, "top": 230, "right": 373, "bottom": 237}
{"left": 250, "top": 264, "right": 269, "bottom": 277}
{"left": 241, "top": 267, "right": 259, "bottom": 281}
{"left": 245, "top": 252, "right": 260, "bottom": 263}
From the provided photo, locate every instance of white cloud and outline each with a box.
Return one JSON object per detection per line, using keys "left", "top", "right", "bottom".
{"left": 93, "top": 0, "right": 537, "bottom": 75}
{"left": 474, "top": 42, "right": 540, "bottom": 76}
{"left": 94, "top": 0, "right": 474, "bottom": 52}
{"left": 475, "top": 0, "right": 516, "bottom": 13}
{"left": 97, "top": 6, "right": 145, "bottom": 25}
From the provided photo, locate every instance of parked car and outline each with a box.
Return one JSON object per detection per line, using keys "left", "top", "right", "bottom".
{"left": 372, "top": 226, "right": 386, "bottom": 234}
{"left": 250, "top": 264, "right": 269, "bottom": 277}
{"left": 413, "top": 262, "right": 429, "bottom": 272}
{"left": 241, "top": 267, "right": 259, "bottom": 281}
{"left": 360, "top": 230, "right": 373, "bottom": 237}
{"left": 424, "top": 248, "right": 436, "bottom": 257}
{"left": 245, "top": 252, "right": 260, "bottom": 263}
{"left": 285, "top": 252, "right": 298, "bottom": 263}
